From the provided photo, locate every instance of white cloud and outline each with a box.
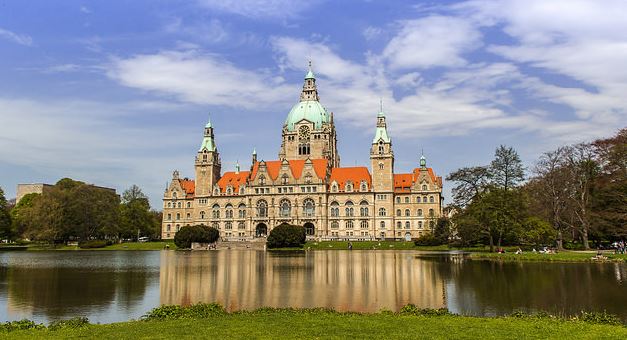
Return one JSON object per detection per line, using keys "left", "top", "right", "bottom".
{"left": 382, "top": 16, "right": 482, "bottom": 69}
{"left": 107, "top": 49, "right": 294, "bottom": 109}
{"left": 0, "top": 27, "right": 32, "bottom": 46}
{"left": 164, "top": 18, "right": 229, "bottom": 44}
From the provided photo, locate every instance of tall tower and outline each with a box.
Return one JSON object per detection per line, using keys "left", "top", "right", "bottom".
{"left": 195, "top": 115, "right": 221, "bottom": 196}
{"left": 370, "top": 109, "right": 394, "bottom": 191}
{"left": 280, "top": 62, "right": 339, "bottom": 167}
{"left": 371, "top": 107, "right": 394, "bottom": 239}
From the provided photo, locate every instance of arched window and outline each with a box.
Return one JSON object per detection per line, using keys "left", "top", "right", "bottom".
{"left": 379, "top": 163, "right": 384, "bottom": 170}
{"left": 173, "top": 192, "right": 177, "bottom": 198}
{"left": 396, "top": 209, "right": 401, "bottom": 217}
{"left": 199, "top": 211, "right": 205, "bottom": 219}
{"left": 212, "top": 204, "right": 220, "bottom": 219}
{"left": 238, "top": 221, "right": 245, "bottom": 230}
{"left": 281, "top": 174, "right": 289, "bottom": 185}
{"left": 187, "top": 202, "right": 191, "bottom": 208}
{"left": 239, "top": 186, "right": 245, "bottom": 195}
{"left": 429, "top": 209, "right": 434, "bottom": 217}
{"left": 423, "top": 196, "right": 428, "bottom": 203}
{"left": 429, "top": 220, "right": 435, "bottom": 229}
{"left": 238, "top": 203, "right": 246, "bottom": 218}
{"left": 225, "top": 221, "right": 232, "bottom": 230}
{"left": 225, "top": 204, "right": 233, "bottom": 219}
{"left": 167, "top": 224, "right": 171, "bottom": 231}
{"left": 396, "top": 221, "right": 401, "bottom": 229}
{"left": 257, "top": 200, "right": 267, "bottom": 217}
{"left": 405, "top": 209, "right": 410, "bottom": 217}
{"left": 345, "top": 201, "right": 354, "bottom": 217}
{"left": 417, "top": 209, "right": 423, "bottom": 216}
{"left": 422, "top": 184, "right": 428, "bottom": 190}
{"left": 303, "top": 199, "right": 315, "bottom": 217}
{"left": 404, "top": 197, "right": 409, "bottom": 203}
{"left": 378, "top": 141, "right": 384, "bottom": 154}
{"left": 167, "top": 202, "right": 171, "bottom": 208}
{"left": 359, "top": 201, "right": 369, "bottom": 217}
{"left": 186, "top": 213, "right": 191, "bottom": 219}
{"left": 176, "top": 213, "right": 181, "bottom": 220}
{"left": 396, "top": 196, "right": 401, "bottom": 204}
{"left": 419, "top": 221, "right": 423, "bottom": 229}
{"left": 279, "top": 199, "right": 291, "bottom": 217}
{"left": 346, "top": 220, "right": 354, "bottom": 229}
{"left": 177, "top": 202, "right": 182, "bottom": 208}
{"left": 360, "top": 220, "right": 368, "bottom": 229}
{"left": 331, "top": 183, "right": 338, "bottom": 193}
{"left": 429, "top": 196, "right": 435, "bottom": 203}
{"left": 331, "top": 221, "right": 339, "bottom": 229}
{"left": 167, "top": 213, "right": 171, "bottom": 220}
{"left": 378, "top": 208, "right": 386, "bottom": 216}
{"left": 259, "top": 175, "right": 266, "bottom": 185}
{"left": 330, "top": 201, "right": 339, "bottom": 217}
{"left": 360, "top": 181, "right": 367, "bottom": 192}
{"left": 405, "top": 221, "right": 410, "bottom": 229}
{"left": 380, "top": 221, "right": 385, "bottom": 229}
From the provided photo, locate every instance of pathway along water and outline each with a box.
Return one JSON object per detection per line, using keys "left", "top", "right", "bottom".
{"left": 0, "top": 250, "right": 625, "bottom": 324}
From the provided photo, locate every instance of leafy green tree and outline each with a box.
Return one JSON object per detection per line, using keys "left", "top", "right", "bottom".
{"left": 490, "top": 145, "right": 525, "bottom": 191}
{"left": 446, "top": 166, "right": 491, "bottom": 207}
{"left": 174, "top": 225, "right": 219, "bottom": 249}
{"left": 520, "top": 217, "right": 556, "bottom": 247}
{"left": 119, "top": 185, "right": 157, "bottom": 240}
{"left": 10, "top": 193, "right": 40, "bottom": 239}
{"left": 267, "top": 223, "right": 306, "bottom": 249}
{"left": 0, "top": 187, "right": 12, "bottom": 240}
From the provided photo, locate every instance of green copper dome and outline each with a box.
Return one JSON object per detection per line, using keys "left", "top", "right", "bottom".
{"left": 284, "top": 100, "right": 329, "bottom": 131}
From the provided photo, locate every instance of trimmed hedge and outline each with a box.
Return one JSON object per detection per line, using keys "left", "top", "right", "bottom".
{"left": 78, "top": 240, "right": 112, "bottom": 249}
{"left": 267, "top": 223, "right": 306, "bottom": 249}
{"left": 174, "top": 225, "right": 219, "bottom": 249}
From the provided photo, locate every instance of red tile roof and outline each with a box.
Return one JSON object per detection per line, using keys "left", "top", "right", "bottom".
{"left": 393, "top": 168, "right": 443, "bottom": 192}
{"left": 251, "top": 159, "right": 328, "bottom": 181}
{"left": 179, "top": 179, "right": 195, "bottom": 197}
{"left": 217, "top": 171, "right": 250, "bottom": 193}
{"left": 329, "top": 167, "right": 371, "bottom": 191}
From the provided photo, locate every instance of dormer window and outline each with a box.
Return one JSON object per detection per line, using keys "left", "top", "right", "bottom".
{"left": 346, "top": 182, "right": 353, "bottom": 192}
{"left": 360, "top": 181, "right": 367, "bottom": 192}
{"left": 281, "top": 174, "right": 289, "bottom": 185}
{"left": 239, "top": 187, "right": 245, "bottom": 195}
{"left": 226, "top": 186, "right": 233, "bottom": 195}
{"left": 422, "top": 184, "right": 428, "bottom": 190}
{"left": 331, "top": 183, "right": 338, "bottom": 193}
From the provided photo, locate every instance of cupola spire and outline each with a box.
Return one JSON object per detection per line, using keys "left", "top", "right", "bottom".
{"left": 300, "top": 61, "right": 319, "bottom": 101}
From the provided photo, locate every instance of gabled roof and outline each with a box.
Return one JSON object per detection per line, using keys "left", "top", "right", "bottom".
{"left": 178, "top": 179, "right": 195, "bottom": 197}
{"left": 250, "top": 159, "right": 328, "bottom": 181}
{"left": 393, "top": 168, "right": 443, "bottom": 192}
{"left": 217, "top": 171, "right": 249, "bottom": 194}
{"left": 329, "top": 167, "right": 371, "bottom": 191}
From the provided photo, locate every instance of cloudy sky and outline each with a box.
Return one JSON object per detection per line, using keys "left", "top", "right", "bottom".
{"left": 1, "top": 0, "right": 625, "bottom": 207}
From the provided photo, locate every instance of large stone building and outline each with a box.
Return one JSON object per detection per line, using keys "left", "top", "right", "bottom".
{"left": 162, "top": 64, "right": 443, "bottom": 241}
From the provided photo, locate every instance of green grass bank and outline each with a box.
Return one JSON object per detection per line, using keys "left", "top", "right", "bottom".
{"left": 19, "top": 241, "right": 176, "bottom": 251}
{"left": 3, "top": 304, "right": 626, "bottom": 340}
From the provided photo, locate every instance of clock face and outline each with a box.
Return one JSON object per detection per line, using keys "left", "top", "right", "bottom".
{"left": 298, "top": 125, "right": 311, "bottom": 139}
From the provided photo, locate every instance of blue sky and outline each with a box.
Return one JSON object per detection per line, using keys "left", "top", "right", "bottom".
{"left": 1, "top": 0, "right": 625, "bottom": 208}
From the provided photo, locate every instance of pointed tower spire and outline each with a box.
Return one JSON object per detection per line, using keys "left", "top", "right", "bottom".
{"left": 199, "top": 114, "right": 216, "bottom": 152}
{"left": 300, "top": 61, "right": 319, "bottom": 101}
{"left": 252, "top": 147, "right": 257, "bottom": 164}
{"left": 235, "top": 160, "right": 240, "bottom": 174}
{"left": 420, "top": 150, "right": 427, "bottom": 169}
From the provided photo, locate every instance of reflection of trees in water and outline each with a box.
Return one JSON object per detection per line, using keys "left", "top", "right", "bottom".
{"left": 446, "top": 260, "right": 627, "bottom": 320}
{"left": 6, "top": 264, "right": 153, "bottom": 320}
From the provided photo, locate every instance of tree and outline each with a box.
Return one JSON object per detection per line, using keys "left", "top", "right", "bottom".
{"left": 119, "top": 185, "right": 157, "bottom": 240}
{"left": 267, "top": 223, "right": 306, "bottom": 249}
{"left": 446, "top": 166, "right": 491, "bottom": 207}
{"left": 490, "top": 145, "right": 525, "bottom": 191}
{"left": 10, "top": 193, "right": 40, "bottom": 239}
{"left": 0, "top": 187, "right": 12, "bottom": 240}
{"left": 174, "top": 225, "right": 219, "bottom": 249}
{"left": 528, "top": 147, "right": 570, "bottom": 249}
{"left": 520, "top": 217, "right": 556, "bottom": 247}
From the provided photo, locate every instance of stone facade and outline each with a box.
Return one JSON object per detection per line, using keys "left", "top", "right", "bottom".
{"left": 161, "top": 65, "right": 443, "bottom": 241}
{"left": 16, "top": 183, "right": 53, "bottom": 204}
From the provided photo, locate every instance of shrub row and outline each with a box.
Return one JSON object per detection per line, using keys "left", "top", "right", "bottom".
{"left": 78, "top": 240, "right": 112, "bottom": 249}
{"left": 0, "top": 317, "right": 89, "bottom": 333}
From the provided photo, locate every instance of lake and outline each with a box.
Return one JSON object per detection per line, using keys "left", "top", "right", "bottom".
{"left": 0, "top": 250, "right": 625, "bottom": 324}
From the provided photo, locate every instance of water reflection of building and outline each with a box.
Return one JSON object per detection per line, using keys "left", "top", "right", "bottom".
{"left": 159, "top": 250, "right": 446, "bottom": 312}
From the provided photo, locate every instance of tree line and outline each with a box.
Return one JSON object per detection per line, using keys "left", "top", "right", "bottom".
{"left": 443, "top": 128, "right": 626, "bottom": 251}
{"left": 0, "top": 178, "right": 161, "bottom": 243}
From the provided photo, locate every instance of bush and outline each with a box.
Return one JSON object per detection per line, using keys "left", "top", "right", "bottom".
{"left": 48, "top": 317, "right": 90, "bottom": 330}
{"left": 0, "top": 319, "right": 44, "bottom": 332}
{"left": 414, "top": 234, "right": 441, "bottom": 246}
{"left": 400, "top": 304, "right": 451, "bottom": 316}
{"left": 267, "top": 223, "right": 306, "bottom": 249}
{"left": 143, "top": 303, "right": 226, "bottom": 320}
{"left": 174, "top": 225, "right": 219, "bottom": 249}
{"left": 78, "top": 240, "right": 111, "bottom": 249}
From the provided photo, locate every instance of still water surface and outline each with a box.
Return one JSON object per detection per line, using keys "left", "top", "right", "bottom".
{"left": 0, "top": 250, "right": 625, "bottom": 324}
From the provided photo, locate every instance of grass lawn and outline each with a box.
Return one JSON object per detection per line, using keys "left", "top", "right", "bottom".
{"left": 25, "top": 241, "right": 175, "bottom": 251}
{"left": 470, "top": 250, "right": 627, "bottom": 262}
{"left": 4, "top": 311, "right": 626, "bottom": 339}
